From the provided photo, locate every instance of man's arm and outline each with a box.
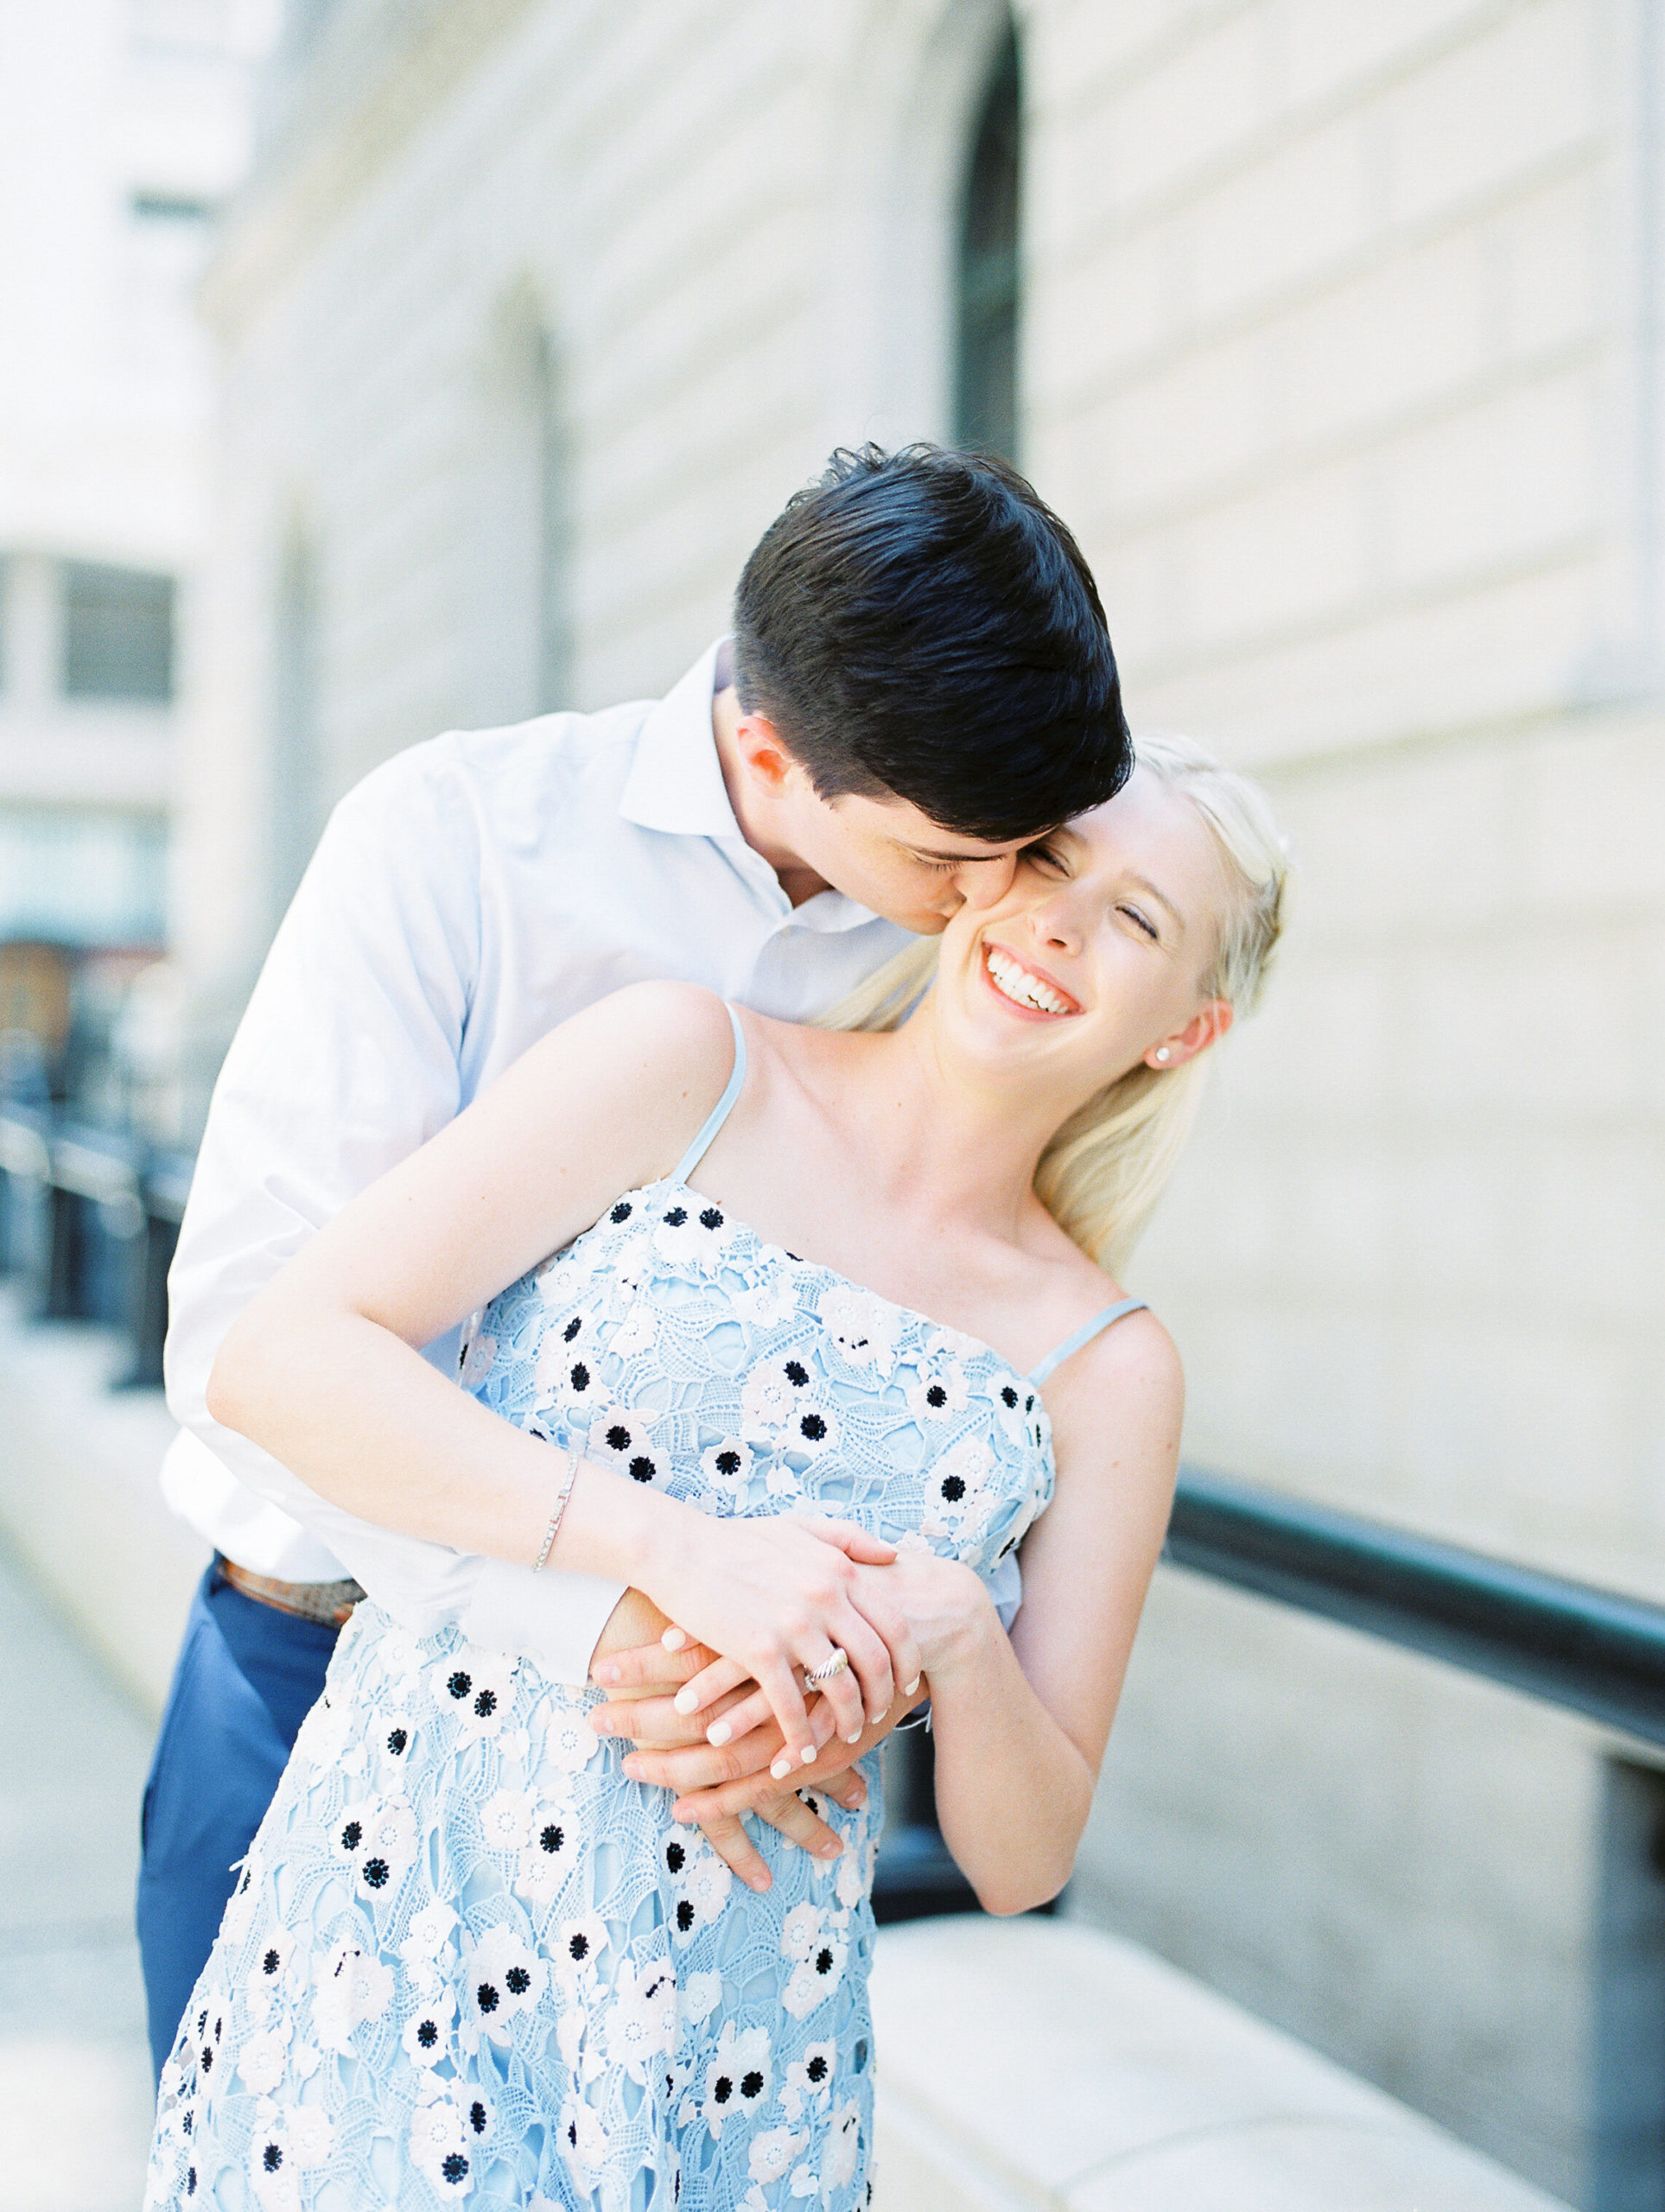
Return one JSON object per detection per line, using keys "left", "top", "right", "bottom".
{"left": 164, "top": 742, "right": 626, "bottom": 1679}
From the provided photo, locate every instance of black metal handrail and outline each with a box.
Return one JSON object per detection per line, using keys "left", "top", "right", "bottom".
{"left": 0, "top": 1105, "right": 192, "bottom": 1385}
{"left": 1167, "top": 1467, "right": 1665, "bottom": 1751}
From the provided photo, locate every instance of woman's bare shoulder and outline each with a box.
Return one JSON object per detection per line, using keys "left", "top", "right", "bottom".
{"left": 537, "top": 979, "right": 740, "bottom": 1095}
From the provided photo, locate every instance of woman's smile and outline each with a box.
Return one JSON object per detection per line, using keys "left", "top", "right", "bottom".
{"left": 981, "top": 941, "right": 1082, "bottom": 1020}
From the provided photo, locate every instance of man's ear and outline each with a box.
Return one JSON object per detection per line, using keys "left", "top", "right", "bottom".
{"left": 732, "top": 713, "right": 798, "bottom": 795}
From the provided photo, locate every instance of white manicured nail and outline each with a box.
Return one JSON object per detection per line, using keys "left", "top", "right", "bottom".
{"left": 870, "top": 1709, "right": 887, "bottom": 1726}
{"left": 707, "top": 1720, "right": 732, "bottom": 1746}
{"left": 661, "top": 1626, "right": 687, "bottom": 1650}
{"left": 845, "top": 1731, "right": 863, "bottom": 1745}
{"left": 771, "top": 1757, "right": 794, "bottom": 1781}
{"left": 673, "top": 1688, "right": 698, "bottom": 1715}
{"left": 903, "top": 1676, "right": 921, "bottom": 1697}
{"left": 801, "top": 1745, "right": 817, "bottom": 1765}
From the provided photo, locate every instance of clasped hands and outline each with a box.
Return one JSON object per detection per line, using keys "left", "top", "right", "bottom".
{"left": 585, "top": 1521, "right": 938, "bottom": 1894}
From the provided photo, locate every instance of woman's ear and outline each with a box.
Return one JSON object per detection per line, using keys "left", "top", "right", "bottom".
{"left": 1144, "top": 999, "right": 1232, "bottom": 1071}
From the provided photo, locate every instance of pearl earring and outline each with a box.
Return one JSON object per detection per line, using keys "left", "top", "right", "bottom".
{"left": 1154, "top": 1047, "right": 1171, "bottom": 1064}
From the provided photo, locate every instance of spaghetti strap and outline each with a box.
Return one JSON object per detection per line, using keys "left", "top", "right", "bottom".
{"left": 1028, "top": 1295, "right": 1147, "bottom": 1385}
{"left": 670, "top": 1001, "right": 748, "bottom": 1185}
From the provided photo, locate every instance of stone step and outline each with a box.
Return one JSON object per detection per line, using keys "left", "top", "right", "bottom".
{"left": 869, "top": 1916, "right": 1572, "bottom": 2212}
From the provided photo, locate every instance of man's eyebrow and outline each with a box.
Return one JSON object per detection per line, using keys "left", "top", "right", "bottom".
{"left": 906, "top": 844, "right": 1008, "bottom": 864}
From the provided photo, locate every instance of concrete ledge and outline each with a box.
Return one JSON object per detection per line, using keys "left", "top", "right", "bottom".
{"left": 0, "top": 1287, "right": 205, "bottom": 1721}
{"left": 869, "top": 1917, "right": 1573, "bottom": 2211}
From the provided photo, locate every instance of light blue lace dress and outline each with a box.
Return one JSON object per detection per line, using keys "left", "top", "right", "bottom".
{"left": 145, "top": 1008, "right": 1141, "bottom": 2212}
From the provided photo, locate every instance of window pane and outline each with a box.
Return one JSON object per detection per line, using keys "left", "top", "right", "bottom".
{"left": 60, "top": 563, "right": 175, "bottom": 702}
{"left": 955, "top": 25, "right": 1022, "bottom": 462}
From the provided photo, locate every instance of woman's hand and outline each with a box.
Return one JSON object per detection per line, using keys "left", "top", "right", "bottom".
{"left": 641, "top": 1512, "right": 915, "bottom": 1770}
{"left": 668, "top": 1548, "right": 985, "bottom": 1749}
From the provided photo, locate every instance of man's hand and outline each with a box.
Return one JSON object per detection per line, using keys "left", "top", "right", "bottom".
{"left": 588, "top": 1593, "right": 878, "bottom": 1888}
{"left": 591, "top": 1630, "right": 925, "bottom": 1889}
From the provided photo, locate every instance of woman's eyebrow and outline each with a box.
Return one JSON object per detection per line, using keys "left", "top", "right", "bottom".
{"left": 1125, "top": 872, "right": 1187, "bottom": 931}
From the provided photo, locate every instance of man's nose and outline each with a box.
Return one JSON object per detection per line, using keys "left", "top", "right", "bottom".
{"left": 955, "top": 854, "right": 1020, "bottom": 909}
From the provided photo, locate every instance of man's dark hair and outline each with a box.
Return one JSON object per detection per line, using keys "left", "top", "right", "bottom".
{"left": 732, "top": 443, "right": 1130, "bottom": 843}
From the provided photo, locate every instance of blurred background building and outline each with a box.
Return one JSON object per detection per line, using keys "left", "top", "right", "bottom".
{"left": 0, "top": 0, "right": 276, "bottom": 1132}
{"left": 3, "top": 2, "right": 1662, "bottom": 2205}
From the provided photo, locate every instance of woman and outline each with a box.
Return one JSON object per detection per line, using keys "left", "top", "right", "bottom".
{"left": 146, "top": 736, "right": 1286, "bottom": 2212}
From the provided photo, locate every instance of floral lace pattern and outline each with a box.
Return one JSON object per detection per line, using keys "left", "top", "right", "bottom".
{"left": 146, "top": 1179, "right": 1055, "bottom": 2211}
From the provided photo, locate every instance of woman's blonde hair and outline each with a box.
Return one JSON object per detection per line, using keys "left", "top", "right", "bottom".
{"left": 821, "top": 733, "right": 1290, "bottom": 1277}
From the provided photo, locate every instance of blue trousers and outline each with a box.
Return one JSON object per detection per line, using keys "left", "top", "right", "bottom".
{"left": 136, "top": 1563, "right": 339, "bottom": 2081}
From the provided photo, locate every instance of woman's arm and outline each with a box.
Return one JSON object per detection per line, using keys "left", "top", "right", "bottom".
{"left": 207, "top": 982, "right": 912, "bottom": 1761}
{"left": 660, "top": 1312, "right": 1181, "bottom": 1912}
{"left": 922, "top": 1312, "right": 1182, "bottom": 1911}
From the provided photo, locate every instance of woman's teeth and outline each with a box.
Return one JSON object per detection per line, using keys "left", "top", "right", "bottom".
{"left": 985, "top": 946, "right": 1072, "bottom": 1015}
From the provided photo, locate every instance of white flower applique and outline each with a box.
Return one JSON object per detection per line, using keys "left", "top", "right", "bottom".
{"left": 397, "top": 1897, "right": 458, "bottom": 1997}
{"left": 312, "top": 1938, "right": 394, "bottom": 2055}
{"left": 541, "top": 1699, "right": 603, "bottom": 1774}
{"left": 234, "top": 2022, "right": 289, "bottom": 2096}
{"left": 663, "top": 1830, "right": 733, "bottom": 1942}
{"left": 551, "top": 1910, "right": 609, "bottom": 1995}
{"left": 823, "top": 2100, "right": 863, "bottom": 2190}
{"left": 329, "top": 1794, "right": 418, "bottom": 1903}
{"left": 535, "top": 1304, "right": 604, "bottom": 1402}
{"left": 532, "top": 1252, "right": 588, "bottom": 1310}
{"left": 462, "top": 1923, "right": 545, "bottom": 2045}
{"left": 518, "top": 1793, "right": 579, "bottom": 1899}
{"left": 748, "top": 2125, "right": 810, "bottom": 2186}
{"left": 700, "top": 1436, "right": 753, "bottom": 1499}
{"left": 590, "top": 1407, "right": 667, "bottom": 1489}
{"left": 368, "top": 1704, "right": 415, "bottom": 1783}
{"left": 816, "top": 1282, "right": 899, "bottom": 1377}
{"left": 608, "top": 1295, "right": 658, "bottom": 1360}
{"left": 457, "top": 1328, "right": 497, "bottom": 1390}
{"left": 401, "top": 1985, "right": 457, "bottom": 2069}
{"left": 410, "top": 2077, "right": 479, "bottom": 2196}
{"left": 905, "top": 1349, "right": 970, "bottom": 1423}
{"left": 779, "top": 1901, "right": 848, "bottom": 2018}
{"left": 429, "top": 1648, "right": 518, "bottom": 1743}
{"left": 702, "top": 2020, "right": 772, "bottom": 2136}
{"left": 292, "top": 1692, "right": 355, "bottom": 1776}
{"left": 779, "top": 2039, "right": 836, "bottom": 2122}
{"left": 600, "top": 1955, "right": 677, "bottom": 2082}
{"left": 478, "top": 1785, "right": 536, "bottom": 1855}
{"left": 247, "top": 2125, "right": 303, "bottom": 2212}
{"left": 244, "top": 1929, "right": 297, "bottom": 2021}
{"left": 732, "top": 1268, "right": 798, "bottom": 1331}
{"left": 740, "top": 1352, "right": 813, "bottom": 1438}
{"left": 919, "top": 1433, "right": 999, "bottom": 1545}
{"left": 653, "top": 1194, "right": 737, "bottom": 1268}
{"left": 559, "top": 2093, "right": 611, "bottom": 2180}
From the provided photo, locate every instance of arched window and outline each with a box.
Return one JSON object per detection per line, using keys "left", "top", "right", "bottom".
{"left": 953, "top": 22, "right": 1021, "bottom": 461}
{"left": 270, "top": 520, "right": 323, "bottom": 916}
{"left": 471, "top": 306, "right": 575, "bottom": 724}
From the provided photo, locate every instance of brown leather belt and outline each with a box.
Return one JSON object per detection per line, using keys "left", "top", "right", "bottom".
{"left": 214, "top": 1554, "right": 365, "bottom": 1630}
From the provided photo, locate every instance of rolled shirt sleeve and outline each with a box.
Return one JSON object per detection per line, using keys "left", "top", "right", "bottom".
{"left": 162, "top": 747, "right": 626, "bottom": 1684}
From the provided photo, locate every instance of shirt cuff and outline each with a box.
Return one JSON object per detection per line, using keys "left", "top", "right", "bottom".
{"left": 458, "top": 1559, "right": 628, "bottom": 1687}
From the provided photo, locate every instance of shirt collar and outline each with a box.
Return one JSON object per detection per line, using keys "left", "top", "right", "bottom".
{"left": 617, "top": 640, "right": 742, "bottom": 840}
{"left": 617, "top": 637, "right": 888, "bottom": 938}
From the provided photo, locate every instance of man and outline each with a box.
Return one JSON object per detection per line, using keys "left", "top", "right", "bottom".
{"left": 140, "top": 442, "right": 1130, "bottom": 2073}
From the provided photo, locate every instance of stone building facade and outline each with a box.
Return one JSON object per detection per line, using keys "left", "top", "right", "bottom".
{"left": 180, "top": 2, "right": 1665, "bottom": 2201}
{"left": 0, "top": 0, "right": 271, "bottom": 972}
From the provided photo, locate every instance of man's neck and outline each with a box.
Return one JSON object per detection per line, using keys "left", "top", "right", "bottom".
{"left": 710, "top": 676, "right": 831, "bottom": 909}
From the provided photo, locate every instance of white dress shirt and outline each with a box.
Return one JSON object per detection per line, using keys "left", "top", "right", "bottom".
{"left": 162, "top": 642, "right": 912, "bottom": 1682}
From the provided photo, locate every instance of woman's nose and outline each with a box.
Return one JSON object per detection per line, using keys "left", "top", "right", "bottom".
{"left": 1026, "top": 893, "right": 1083, "bottom": 952}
